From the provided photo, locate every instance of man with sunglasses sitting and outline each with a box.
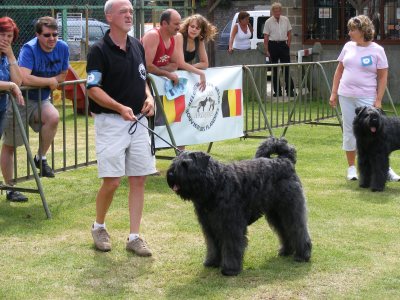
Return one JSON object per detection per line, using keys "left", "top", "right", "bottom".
{"left": 1, "top": 16, "right": 69, "bottom": 201}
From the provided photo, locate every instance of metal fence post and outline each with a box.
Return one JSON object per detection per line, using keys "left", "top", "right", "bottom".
{"left": 3, "top": 94, "right": 51, "bottom": 219}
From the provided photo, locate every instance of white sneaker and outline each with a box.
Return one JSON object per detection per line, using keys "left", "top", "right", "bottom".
{"left": 387, "top": 167, "right": 400, "bottom": 182}
{"left": 347, "top": 165, "right": 358, "bottom": 180}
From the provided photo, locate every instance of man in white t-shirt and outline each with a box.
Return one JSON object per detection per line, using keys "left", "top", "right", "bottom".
{"left": 263, "top": 2, "right": 295, "bottom": 97}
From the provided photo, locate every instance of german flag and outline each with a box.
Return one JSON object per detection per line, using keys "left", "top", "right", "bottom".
{"left": 222, "top": 89, "right": 242, "bottom": 117}
{"left": 155, "top": 95, "right": 185, "bottom": 126}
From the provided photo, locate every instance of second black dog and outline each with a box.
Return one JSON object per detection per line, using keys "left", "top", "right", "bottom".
{"left": 353, "top": 106, "right": 400, "bottom": 191}
{"left": 166, "top": 137, "right": 312, "bottom": 276}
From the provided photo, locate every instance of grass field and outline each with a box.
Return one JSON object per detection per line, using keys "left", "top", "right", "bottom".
{"left": 1, "top": 122, "right": 400, "bottom": 299}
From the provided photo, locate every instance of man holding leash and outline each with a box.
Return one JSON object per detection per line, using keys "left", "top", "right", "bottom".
{"left": 86, "top": 0, "right": 156, "bottom": 256}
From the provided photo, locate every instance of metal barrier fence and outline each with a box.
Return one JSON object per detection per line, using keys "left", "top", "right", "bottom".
{"left": 2, "top": 60, "right": 398, "bottom": 218}
{"left": 242, "top": 60, "right": 341, "bottom": 137}
{"left": 4, "top": 60, "right": 343, "bottom": 184}
{"left": 0, "top": 93, "right": 51, "bottom": 218}
{"left": 4, "top": 82, "right": 96, "bottom": 185}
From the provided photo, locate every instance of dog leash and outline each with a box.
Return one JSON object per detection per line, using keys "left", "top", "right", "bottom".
{"left": 128, "top": 114, "right": 182, "bottom": 154}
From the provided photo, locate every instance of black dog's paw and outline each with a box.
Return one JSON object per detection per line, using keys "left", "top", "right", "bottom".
{"left": 371, "top": 187, "right": 384, "bottom": 192}
{"left": 203, "top": 258, "right": 220, "bottom": 268}
{"left": 359, "top": 183, "right": 370, "bottom": 188}
{"left": 294, "top": 254, "right": 310, "bottom": 262}
{"left": 278, "top": 246, "right": 293, "bottom": 257}
{"left": 221, "top": 268, "right": 241, "bottom": 276}
{"left": 294, "top": 246, "right": 311, "bottom": 262}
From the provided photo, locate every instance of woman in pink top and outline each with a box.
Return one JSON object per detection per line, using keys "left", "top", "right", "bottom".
{"left": 329, "top": 15, "right": 400, "bottom": 181}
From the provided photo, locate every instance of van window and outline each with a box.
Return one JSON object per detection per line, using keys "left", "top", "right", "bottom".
{"left": 257, "top": 16, "right": 269, "bottom": 39}
{"left": 249, "top": 17, "right": 254, "bottom": 39}
{"left": 88, "top": 26, "right": 105, "bottom": 41}
{"left": 222, "top": 20, "right": 232, "bottom": 35}
{"left": 216, "top": 20, "right": 232, "bottom": 50}
{"left": 69, "top": 26, "right": 82, "bottom": 40}
{"left": 59, "top": 25, "right": 82, "bottom": 41}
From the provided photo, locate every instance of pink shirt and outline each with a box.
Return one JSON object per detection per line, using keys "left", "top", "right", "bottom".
{"left": 338, "top": 41, "right": 388, "bottom": 98}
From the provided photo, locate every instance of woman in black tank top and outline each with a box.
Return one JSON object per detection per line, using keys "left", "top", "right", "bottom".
{"left": 183, "top": 36, "right": 199, "bottom": 63}
{"left": 175, "top": 14, "right": 217, "bottom": 91}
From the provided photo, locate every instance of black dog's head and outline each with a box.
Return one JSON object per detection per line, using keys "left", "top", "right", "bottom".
{"left": 166, "top": 151, "right": 212, "bottom": 201}
{"left": 353, "top": 106, "right": 385, "bottom": 136}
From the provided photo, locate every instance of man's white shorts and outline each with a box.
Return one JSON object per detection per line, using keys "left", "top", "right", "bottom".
{"left": 94, "top": 113, "right": 156, "bottom": 178}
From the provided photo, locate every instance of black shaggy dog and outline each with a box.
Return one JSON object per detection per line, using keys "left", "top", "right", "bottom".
{"left": 353, "top": 106, "right": 400, "bottom": 191}
{"left": 166, "top": 137, "right": 312, "bottom": 276}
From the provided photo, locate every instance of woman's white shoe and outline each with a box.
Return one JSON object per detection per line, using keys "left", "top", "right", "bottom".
{"left": 347, "top": 165, "right": 358, "bottom": 181}
{"left": 388, "top": 167, "right": 400, "bottom": 182}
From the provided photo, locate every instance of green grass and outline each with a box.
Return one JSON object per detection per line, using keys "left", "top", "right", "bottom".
{"left": 1, "top": 123, "right": 400, "bottom": 299}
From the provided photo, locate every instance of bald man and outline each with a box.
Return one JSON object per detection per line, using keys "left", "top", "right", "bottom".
{"left": 87, "top": 0, "right": 156, "bottom": 256}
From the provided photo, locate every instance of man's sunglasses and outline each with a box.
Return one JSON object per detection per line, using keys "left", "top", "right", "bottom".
{"left": 42, "top": 32, "right": 58, "bottom": 38}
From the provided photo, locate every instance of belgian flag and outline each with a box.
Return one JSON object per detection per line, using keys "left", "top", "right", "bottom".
{"left": 222, "top": 89, "right": 242, "bottom": 118}
{"left": 155, "top": 95, "right": 185, "bottom": 126}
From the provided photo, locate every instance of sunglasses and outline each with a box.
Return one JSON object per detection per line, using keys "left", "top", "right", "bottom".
{"left": 42, "top": 32, "right": 58, "bottom": 38}
{"left": 352, "top": 17, "right": 362, "bottom": 27}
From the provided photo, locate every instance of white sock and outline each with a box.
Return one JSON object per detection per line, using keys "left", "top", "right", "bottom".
{"left": 128, "top": 233, "right": 139, "bottom": 242}
{"left": 35, "top": 155, "right": 47, "bottom": 160}
{"left": 93, "top": 221, "right": 106, "bottom": 230}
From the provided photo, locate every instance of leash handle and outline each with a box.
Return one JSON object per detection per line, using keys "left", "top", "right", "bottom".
{"left": 129, "top": 114, "right": 182, "bottom": 154}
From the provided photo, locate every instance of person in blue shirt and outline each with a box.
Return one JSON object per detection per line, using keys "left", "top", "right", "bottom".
{"left": 0, "top": 17, "right": 26, "bottom": 202}
{"left": 0, "top": 17, "right": 24, "bottom": 133}
{"left": 1, "top": 16, "right": 69, "bottom": 201}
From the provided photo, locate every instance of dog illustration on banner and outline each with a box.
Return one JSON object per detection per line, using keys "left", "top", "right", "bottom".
{"left": 167, "top": 137, "right": 312, "bottom": 276}
{"left": 185, "top": 83, "right": 221, "bottom": 131}
{"left": 196, "top": 97, "right": 216, "bottom": 112}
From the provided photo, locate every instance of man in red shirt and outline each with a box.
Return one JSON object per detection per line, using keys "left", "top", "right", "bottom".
{"left": 142, "top": 9, "right": 181, "bottom": 85}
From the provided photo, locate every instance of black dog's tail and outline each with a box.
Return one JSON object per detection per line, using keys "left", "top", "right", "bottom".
{"left": 255, "top": 136, "right": 297, "bottom": 164}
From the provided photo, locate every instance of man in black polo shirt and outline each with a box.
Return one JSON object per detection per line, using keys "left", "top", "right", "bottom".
{"left": 86, "top": 0, "right": 156, "bottom": 256}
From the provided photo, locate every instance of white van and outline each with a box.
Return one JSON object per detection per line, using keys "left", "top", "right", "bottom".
{"left": 221, "top": 10, "right": 270, "bottom": 50}
{"left": 128, "top": 23, "right": 157, "bottom": 38}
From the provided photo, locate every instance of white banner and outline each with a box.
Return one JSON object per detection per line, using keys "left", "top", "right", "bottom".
{"left": 151, "top": 66, "right": 244, "bottom": 148}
